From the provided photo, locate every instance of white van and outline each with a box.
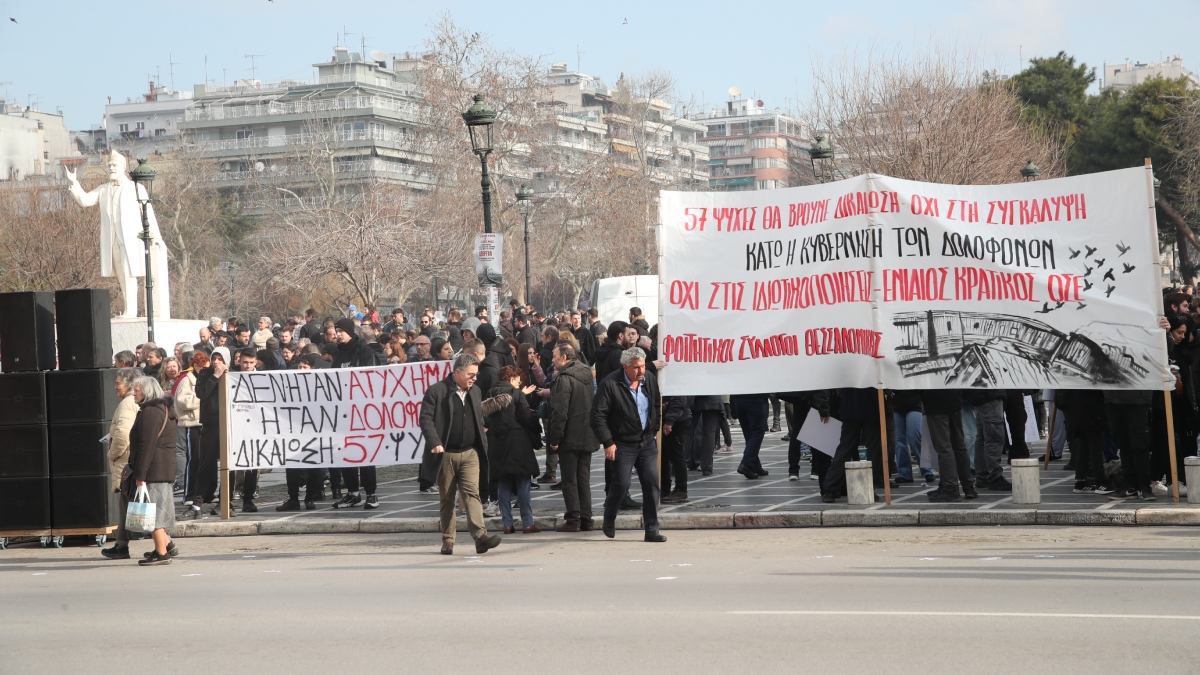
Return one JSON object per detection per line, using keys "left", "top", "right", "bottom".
{"left": 589, "top": 275, "right": 660, "bottom": 328}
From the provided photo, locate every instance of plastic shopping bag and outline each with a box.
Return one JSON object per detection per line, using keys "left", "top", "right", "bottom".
{"left": 125, "top": 484, "right": 157, "bottom": 533}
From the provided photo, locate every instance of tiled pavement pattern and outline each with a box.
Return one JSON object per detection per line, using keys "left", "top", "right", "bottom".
{"left": 205, "top": 426, "right": 1196, "bottom": 525}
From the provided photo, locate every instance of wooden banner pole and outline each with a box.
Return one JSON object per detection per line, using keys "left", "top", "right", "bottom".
{"left": 1165, "top": 390, "right": 1180, "bottom": 503}
{"left": 219, "top": 372, "right": 230, "bottom": 520}
{"left": 877, "top": 388, "right": 891, "bottom": 506}
{"left": 1042, "top": 403, "right": 1057, "bottom": 471}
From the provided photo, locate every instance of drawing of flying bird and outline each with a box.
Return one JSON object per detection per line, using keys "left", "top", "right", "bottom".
{"left": 1094, "top": 258, "right": 1106, "bottom": 268}
{"left": 1083, "top": 279, "right": 1093, "bottom": 291}
{"left": 1054, "top": 301, "right": 1065, "bottom": 309}
{"left": 1122, "top": 263, "right": 1136, "bottom": 274}
{"left": 1036, "top": 302, "right": 1053, "bottom": 314}
{"left": 1069, "top": 247, "right": 1081, "bottom": 259}
{"left": 1077, "top": 302, "right": 1087, "bottom": 310}
{"left": 1103, "top": 268, "right": 1115, "bottom": 282}
{"left": 1106, "top": 285, "right": 1116, "bottom": 298}
{"left": 1084, "top": 265, "right": 1093, "bottom": 277}
{"left": 1085, "top": 246, "right": 1098, "bottom": 257}
{"left": 1117, "top": 242, "right": 1131, "bottom": 256}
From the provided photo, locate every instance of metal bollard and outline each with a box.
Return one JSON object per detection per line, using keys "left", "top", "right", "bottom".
{"left": 1011, "top": 458, "right": 1041, "bottom": 505}
{"left": 845, "top": 460, "right": 875, "bottom": 505}
{"left": 1186, "top": 457, "right": 1200, "bottom": 505}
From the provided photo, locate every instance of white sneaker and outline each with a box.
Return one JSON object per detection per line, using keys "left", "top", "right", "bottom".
{"left": 482, "top": 501, "right": 500, "bottom": 517}
{"left": 1151, "top": 481, "right": 1169, "bottom": 496}
{"left": 1180, "top": 484, "right": 1189, "bottom": 496}
{"left": 788, "top": 474, "right": 799, "bottom": 482}
{"left": 809, "top": 473, "right": 819, "bottom": 480}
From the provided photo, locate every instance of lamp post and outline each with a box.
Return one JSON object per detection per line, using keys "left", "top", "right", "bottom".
{"left": 516, "top": 183, "right": 535, "bottom": 305}
{"left": 1020, "top": 158, "right": 1041, "bottom": 181}
{"left": 809, "top": 133, "right": 834, "bottom": 184}
{"left": 462, "top": 94, "right": 498, "bottom": 234}
{"left": 129, "top": 158, "right": 157, "bottom": 343}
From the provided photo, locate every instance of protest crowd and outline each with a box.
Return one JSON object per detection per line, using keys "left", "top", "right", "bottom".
{"left": 93, "top": 286, "right": 1195, "bottom": 561}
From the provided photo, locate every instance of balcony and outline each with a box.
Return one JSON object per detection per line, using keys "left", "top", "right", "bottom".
{"left": 185, "top": 95, "right": 423, "bottom": 122}
{"left": 213, "top": 158, "right": 434, "bottom": 186}
{"left": 188, "top": 128, "right": 419, "bottom": 153}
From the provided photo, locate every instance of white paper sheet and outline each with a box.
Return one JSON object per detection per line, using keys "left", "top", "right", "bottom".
{"left": 797, "top": 407, "right": 841, "bottom": 457}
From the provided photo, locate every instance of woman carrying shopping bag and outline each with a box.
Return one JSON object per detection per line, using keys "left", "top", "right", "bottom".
{"left": 101, "top": 376, "right": 180, "bottom": 565}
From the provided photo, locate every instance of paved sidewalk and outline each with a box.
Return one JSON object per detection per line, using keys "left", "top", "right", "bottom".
{"left": 168, "top": 426, "right": 1200, "bottom": 536}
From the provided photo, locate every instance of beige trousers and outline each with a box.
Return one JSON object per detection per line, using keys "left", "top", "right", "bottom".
{"left": 437, "top": 449, "right": 487, "bottom": 543}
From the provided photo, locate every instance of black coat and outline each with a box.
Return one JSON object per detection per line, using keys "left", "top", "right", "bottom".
{"left": 128, "top": 396, "right": 178, "bottom": 484}
{"left": 663, "top": 396, "right": 693, "bottom": 434}
{"left": 573, "top": 325, "right": 598, "bottom": 364}
{"left": 298, "top": 320, "right": 324, "bottom": 344}
{"left": 778, "top": 390, "right": 831, "bottom": 416}
{"left": 194, "top": 366, "right": 221, "bottom": 427}
{"left": 332, "top": 335, "right": 382, "bottom": 369}
{"left": 594, "top": 342, "right": 624, "bottom": 384}
{"left": 484, "top": 382, "right": 542, "bottom": 477}
{"left": 545, "top": 359, "right": 598, "bottom": 453}
{"left": 419, "top": 375, "right": 490, "bottom": 472}
{"left": 592, "top": 369, "right": 660, "bottom": 447}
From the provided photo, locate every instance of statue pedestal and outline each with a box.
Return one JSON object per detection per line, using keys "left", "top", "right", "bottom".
{"left": 111, "top": 317, "right": 207, "bottom": 356}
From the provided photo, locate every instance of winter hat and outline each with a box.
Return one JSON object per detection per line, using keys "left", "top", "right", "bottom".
{"left": 211, "top": 346, "right": 231, "bottom": 366}
{"left": 476, "top": 322, "right": 497, "bottom": 345}
{"left": 335, "top": 318, "right": 358, "bottom": 335}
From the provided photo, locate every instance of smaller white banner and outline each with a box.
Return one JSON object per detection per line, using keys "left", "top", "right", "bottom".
{"left": 474, "top": 233, "right": 503, "bottom": 287}
{"left": 797, "top": 407, "right": 841, "bottom": 457}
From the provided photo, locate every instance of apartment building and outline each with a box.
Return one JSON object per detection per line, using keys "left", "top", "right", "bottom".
{"left": 1103, "top": 56, "right": 1199, "bottom": 92}
{"left": 105, "top": 82, "right": 194, "bottom": 154}
{"left": 179, "top": 46, "right": 432, "bottom": 198}
{"left": 545, "top": 62, "right": 708, "bottom": 188}
{"left": 693, "top": 96, "right": 809, "bottom": 191}
{"left": 0, "top": 100, "right": 75, "bottom": 181}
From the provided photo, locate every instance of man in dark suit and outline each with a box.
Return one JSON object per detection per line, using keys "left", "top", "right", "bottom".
{"left": 591, "top": 347, "right": 666, "bottom": 543}
{"left": 419, "top": 353, "right": 502, "bottom": 556}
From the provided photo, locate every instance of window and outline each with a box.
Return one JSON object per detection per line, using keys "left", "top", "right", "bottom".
{"left": 236, "top": 129, "right": 254, "bottom": 140}
{"left": 155, "top": 128, "right": 166, "bottom": 136}
{"left": 369, "top": 122, "right": 384, "bottom": 134}
{"left": 135, "top": 122, "right": 145, "bottom": 130}
{"left": 43, "top": 151, "right": 49, "bottom": 159}
{"left": 119, "top": 123, "right": 129, "bottom": 132}
{"left": 756, "top": 180, "right": 777, "bottom": 190}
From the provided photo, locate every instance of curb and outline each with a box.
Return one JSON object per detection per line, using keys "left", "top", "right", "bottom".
{"left": 165, "top": 508, "right": 1189, "bottom": 538}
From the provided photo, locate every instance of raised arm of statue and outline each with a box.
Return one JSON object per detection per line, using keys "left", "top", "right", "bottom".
{"left": 65, "top": 166, "right": 99, "bottom": 208}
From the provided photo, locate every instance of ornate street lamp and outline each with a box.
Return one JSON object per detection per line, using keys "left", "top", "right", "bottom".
{"left": 462, "top": 94, "right": 498, "bottom": 234}
{"left": 1020, "top": 158, "right": 1041, "bottom": 181}
{"left": 129, "top": 158, "right": 157, "bottom": 343}
{"left": 809, "top": 133, "right": 834, "bottom": 184}
{"left": 516, "top": 183, "right": 535, "bottom": 304}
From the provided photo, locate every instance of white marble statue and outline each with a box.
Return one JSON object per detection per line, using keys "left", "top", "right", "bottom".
{"left": 65, "top": 151, "right": 171, "bottom": 319}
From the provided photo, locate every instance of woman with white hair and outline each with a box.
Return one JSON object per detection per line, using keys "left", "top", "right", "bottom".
{"left": 101, "top": 376, "right": 179, "bottom": 565}
{"left": 106, "top": 368, "right": 141, "bottom": 492}
{"left": 252, "top": 316, "right": 274, "bottom": 350}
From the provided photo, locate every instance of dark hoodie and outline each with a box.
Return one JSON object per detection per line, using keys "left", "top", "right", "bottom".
{"left": 332, "top": 335, "right": 381, "bottom": 369}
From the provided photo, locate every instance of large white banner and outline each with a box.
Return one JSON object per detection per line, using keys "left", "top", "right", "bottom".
{"left": 226, "top": 361, "right": 452, "bottom": 470}
{"left": 659, "top": 167, "right": 1172, "bottom": 395}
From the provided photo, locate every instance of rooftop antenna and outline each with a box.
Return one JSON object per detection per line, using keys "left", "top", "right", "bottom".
{"left": 204, "top": 55, "right": 209, "bottom": 86}
{"left": 0, "top": 81, "right": 12, "bottom": 100}
{"left": 244, "top": 54, "right": 264, "bottom": 80}
{"left": 576, "top": 44, "right": 584, "bottom": 72}
{"left": 360, "top": 35, "right": 368, "bottom": 59}
{"left": 341, "top": 26, "right": 355, "bottom": 49}
{"left": 169, "top": 52, "right": 179, "bottom": 90}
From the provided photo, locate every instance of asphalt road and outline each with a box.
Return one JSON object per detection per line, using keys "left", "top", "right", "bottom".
{"left": 3, "top": 527, "right": 1200, "bottom": 674}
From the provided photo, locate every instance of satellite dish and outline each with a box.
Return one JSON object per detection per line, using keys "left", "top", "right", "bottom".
{"left": 369, "top": 49, "right": 389, "bottom": 64}
{"left": 728, "top": 86, "right": 741, "bottom": 97}
{"left": 756, "top": 99, "right": 764, "bottom": 107}
{"left": 254, "top": 161, "right": 265, "bottom": 173}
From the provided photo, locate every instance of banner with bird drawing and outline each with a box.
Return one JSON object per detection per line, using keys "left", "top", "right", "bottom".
{"left": 658, "top": 166, "right": 1172, "bottom": 394}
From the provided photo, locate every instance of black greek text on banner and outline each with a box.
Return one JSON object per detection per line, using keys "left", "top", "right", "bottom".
{"left": 658, "top": 167, "right": 1172, "bottom": 395}
{"left": 225, "top": 361, "right": 451, "bottom": 470}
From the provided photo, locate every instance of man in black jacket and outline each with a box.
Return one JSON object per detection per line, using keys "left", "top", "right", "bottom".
{"left": 329, "top": 318, "right": 383, "bottom": 509}
{"left": 591, "top": 347, "right": 666, "bottom": 543}
{"left": 965, "top": 389, "right": 1012, "bottom": 491}
{"left": 297, "top": 309, "right": 323, "bottom": 344}
{"left": 569, "top": 310, "right": 598, "bottom": 364}
{"left": 182, "top": 346, "right": 230, "bottom": 519}
{"left": 660, "top": 396, "right": 692, "bottom": 503}
{"left": 545, "top": 343, "right": 598, "bottom": 532}
{"left": 419, "top": 353, "right": 502, "bottom": 555}
{"left": 513, "top": 312, "right": 540, "bottom": 348}
{"left": 593, "top": 320, "right": 643, "bottom": 508}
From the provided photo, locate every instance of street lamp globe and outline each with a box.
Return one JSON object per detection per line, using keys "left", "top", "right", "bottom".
{"left": 1020, "top": 158, "right": 1041, "bottom": 181}
{"left": 462, "top": 94, "right": 497, "bottom": 155}
{"left": 516, "top": 182, "right": 535, "bottom": 216}
{"left": 129, "top": 158, "right": 156, "bottom": 201}
{"left": 809, "top": 133, "right": 834, "bottom": 183}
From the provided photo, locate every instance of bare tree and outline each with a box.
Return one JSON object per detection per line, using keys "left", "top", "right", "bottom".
{"left": 804, "top": 45, "right": 1065, "bottom": 185}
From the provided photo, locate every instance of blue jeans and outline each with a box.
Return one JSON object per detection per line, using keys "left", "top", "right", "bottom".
{"left": 893, "top": 411, "right": 928, "bottom": 480}
{"left": 497, "top": 475, "right": 533, "bottom": 529}
{"left": 734, "top": 396, "right": 769, "bottom": 474}
{"left": 961, "top": 404, "right": 978, "bottom": 471}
